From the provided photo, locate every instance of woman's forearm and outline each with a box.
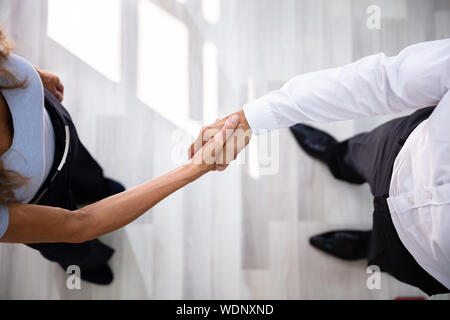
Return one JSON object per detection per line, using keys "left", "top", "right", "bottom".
{"left": 75, "top": 163, "right": 205, "bottom": 242}
{"left": 2, "top": 163, "right": 205, "bottom": 244}
{"left": 75, "top": 115, "right": 241, "bottom": 242}
{"left": 2, "top": 116, "right": 239, "bottom": 244}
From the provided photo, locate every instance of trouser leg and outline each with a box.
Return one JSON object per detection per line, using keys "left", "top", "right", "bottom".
{"left": 326, "top": 116, "right": 410, "bottom": 196}
{"left": 325, "top": 135, "right": 367, "bottom": 185}
{"left": 26, "top": 240, "right": 114, "bottom": 270}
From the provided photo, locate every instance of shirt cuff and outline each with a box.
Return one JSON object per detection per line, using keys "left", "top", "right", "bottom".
{"left": 243, "top": 96, "right": 279, "bottom": 135}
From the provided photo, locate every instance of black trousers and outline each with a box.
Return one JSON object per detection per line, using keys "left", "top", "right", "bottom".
{"left": 26, "top": 89, "right": 114, "bottom": 271}
{"left": 325, "top": 107, "right": 449, "bottom": 296}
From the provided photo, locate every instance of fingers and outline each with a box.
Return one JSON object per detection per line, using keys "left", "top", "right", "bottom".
{"left": 216, "top": 115, "right": 239, "bottom": 144}
{"left": 54, "top": 90, "right": 63, "bottom": 102}
{"left": 212, "top": 115, "right": 239, "bottom": 153}
{"left": 215, "top": 124, "right": 252, "bottom": 170}
{"left": 37, "top": 69, "right": 65, "bottom": 102}
{"left": 56, "top": 83, "right": 64, "bottom": 101}
{"left": 188, "top": 117, "right": 224, "bottom": 159}
{"left": 189, "top": 127, "right": 212, "bottom": 160}
{"left": 52, "top": 77, "right": 64, "bottom": 102}
{"left": 201, "top": 116, "right": 239, "bottom": 166}
{"left": 56, "top": 81, "right": 64, "bottom": 95}
{"left": 189, "top": 142, "right": 195, "bottom": 160}
{"left": 49, "top": 84, "right": 63, "bottom": 102}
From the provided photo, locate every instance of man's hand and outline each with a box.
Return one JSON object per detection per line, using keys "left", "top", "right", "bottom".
{"left": 189, "top": 109, "right": 252, "bottom": 171}
{"left": 35, "top": 67, "right": 64, "bottom": 102}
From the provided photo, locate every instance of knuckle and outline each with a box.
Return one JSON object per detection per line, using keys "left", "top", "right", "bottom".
{"left": 200, "top": 127, "right": 208, "bottom": 136}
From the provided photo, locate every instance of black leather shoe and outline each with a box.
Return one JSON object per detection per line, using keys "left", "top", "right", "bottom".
{"left": 309, "top": 230, "right": 371, "bottom": 260}
{"left": 290, "top": 124, "right": 338, "bottom": 163}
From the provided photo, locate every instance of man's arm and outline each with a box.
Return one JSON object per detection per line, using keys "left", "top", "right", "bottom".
{"left": 189, "top": 39, "right": 450, "bottom": 164}
{"left": 243, "top": 39, "right": 450, "bottom": 131}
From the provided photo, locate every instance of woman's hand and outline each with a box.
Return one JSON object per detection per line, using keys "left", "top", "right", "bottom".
{"left": 35, "top": 67, "right": 64, "bottom": 102}
{"left": 189, "top": 115, "right": 240, "bottom": 174}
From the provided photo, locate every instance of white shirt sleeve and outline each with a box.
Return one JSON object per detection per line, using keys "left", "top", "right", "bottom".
{"left": 243, "top": 39, "right": 450, "bottom": 131}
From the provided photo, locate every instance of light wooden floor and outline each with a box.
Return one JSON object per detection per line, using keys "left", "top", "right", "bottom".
{"left": 1, "top": 0, "right": 449, "bottom": 299}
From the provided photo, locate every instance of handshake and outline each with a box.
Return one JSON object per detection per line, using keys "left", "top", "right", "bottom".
{"left": 188, "top": 109, "right": 252, "bottom": 173}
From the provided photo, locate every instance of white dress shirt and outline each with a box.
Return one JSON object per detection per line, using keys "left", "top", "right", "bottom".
{"left": 243, "top": 39, "right": 450, "bottom": 289}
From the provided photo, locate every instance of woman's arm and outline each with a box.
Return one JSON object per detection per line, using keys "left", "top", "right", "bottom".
{"left": 3, "top": 165, "right": 202, "bottom": 244}
{"left": 0, "top": 115, "right": 240, "bottom": 244}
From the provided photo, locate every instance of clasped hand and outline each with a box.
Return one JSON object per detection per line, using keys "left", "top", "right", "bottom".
{"left": 35, "top": 67, "right": 64, "bottom": 102}
{"left": 189, "top": 110, "right": 252, "bottom": 173}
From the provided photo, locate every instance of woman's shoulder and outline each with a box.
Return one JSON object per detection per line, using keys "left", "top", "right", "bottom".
{"left": 1, "top": 54, "right": 43, "bottom": 103}
{"left": 4, "top": 54, "right": 41, "bottom": 85}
